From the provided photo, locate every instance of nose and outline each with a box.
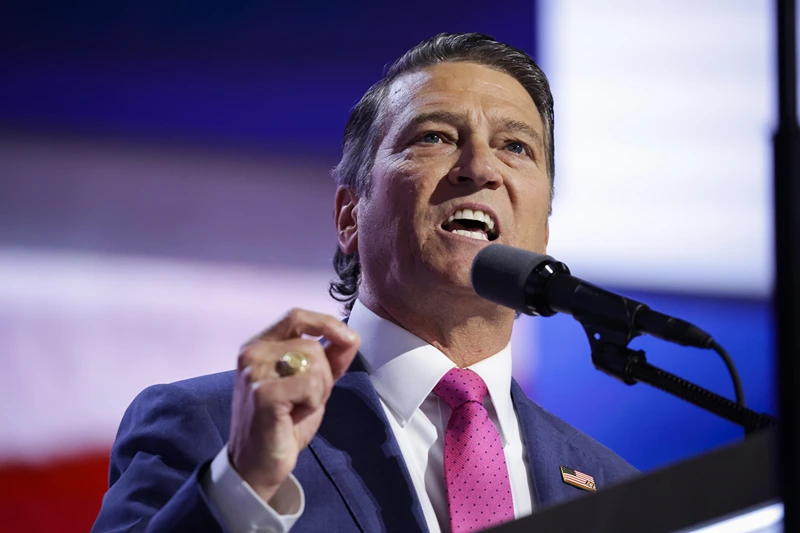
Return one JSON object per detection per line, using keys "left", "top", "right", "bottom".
{"left": 447, "top": 137, "right": 503, "bottom": 189}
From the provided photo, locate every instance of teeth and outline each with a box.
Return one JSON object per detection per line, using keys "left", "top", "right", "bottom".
{"left": 452, "top": 229, "right": 488, "bottom": 241}
{"left": 450, "top": 209, "right": 497, "bottom": 233}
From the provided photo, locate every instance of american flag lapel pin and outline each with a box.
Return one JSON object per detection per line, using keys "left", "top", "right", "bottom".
{"left": 560, "top": 465, "right": 597, "bottom": 492}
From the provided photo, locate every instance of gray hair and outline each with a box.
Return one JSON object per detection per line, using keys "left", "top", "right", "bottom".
{"left": 329, "top": 32, "right": 555, "bottom": 314}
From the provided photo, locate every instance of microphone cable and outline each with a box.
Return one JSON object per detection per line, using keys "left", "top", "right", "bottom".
{"left": 709, "top": 340, "right": 745, "bottom": 408}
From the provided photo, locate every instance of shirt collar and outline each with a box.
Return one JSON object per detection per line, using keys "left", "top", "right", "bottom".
{"left": 347, "top": 299, "right": 516, "bottom": 445}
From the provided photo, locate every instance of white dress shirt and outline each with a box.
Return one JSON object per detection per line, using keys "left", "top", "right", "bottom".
{"left": 202, "top": 300, "right": 534, "bottom": 532}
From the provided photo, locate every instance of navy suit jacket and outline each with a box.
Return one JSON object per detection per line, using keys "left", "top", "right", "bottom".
{"left": 93, "top": 359, "right": 638, "bottom": 532}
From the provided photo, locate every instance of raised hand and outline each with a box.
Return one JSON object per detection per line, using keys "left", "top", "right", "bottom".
{"left": 227, "top": 308, "right": 360, "bottom": 503}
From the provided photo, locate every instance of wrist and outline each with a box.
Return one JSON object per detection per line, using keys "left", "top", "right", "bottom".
{"left": 228, "top": 450, "right": 285, "bottom": 503}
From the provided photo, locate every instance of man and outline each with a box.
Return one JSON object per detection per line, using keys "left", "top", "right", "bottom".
{"left": 93, "top": 33, "right": 638, "bottom": 533}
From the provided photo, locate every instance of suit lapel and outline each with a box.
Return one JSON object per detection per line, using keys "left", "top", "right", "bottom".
{"left": 308, "top": 358, "right": 428, "bottom": 533}
{"left": 511, "top": 379, "right": 585, "bottom": 508}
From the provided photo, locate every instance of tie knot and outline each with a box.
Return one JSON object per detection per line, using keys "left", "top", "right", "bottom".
{"left": 433, "top": 368, "right": 489, "bottom": 409}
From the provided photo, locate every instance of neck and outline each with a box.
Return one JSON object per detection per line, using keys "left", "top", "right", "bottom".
{"left": 358, "top": 288, "right": 514, "bottom": 368}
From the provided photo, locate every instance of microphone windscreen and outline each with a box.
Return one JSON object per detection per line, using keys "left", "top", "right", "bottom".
{"left": 471, "top": 244, "right": 553, "bottom": 314}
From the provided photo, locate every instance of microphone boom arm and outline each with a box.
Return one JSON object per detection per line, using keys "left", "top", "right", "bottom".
{"left": 583, "top": 322, "right": 777, "bottom": 435}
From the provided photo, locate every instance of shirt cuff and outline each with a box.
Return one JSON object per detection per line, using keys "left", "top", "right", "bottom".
{"left": 201, "top": 444, "right": 305, "bottom": 533}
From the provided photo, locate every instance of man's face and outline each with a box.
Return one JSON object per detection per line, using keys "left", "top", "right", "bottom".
{"left": 350, "top": 61, "right": 551, "bottom": 302}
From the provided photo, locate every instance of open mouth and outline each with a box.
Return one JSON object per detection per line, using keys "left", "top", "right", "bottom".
{"left": 441, "top": 208, "right": 499, "bottom": 242}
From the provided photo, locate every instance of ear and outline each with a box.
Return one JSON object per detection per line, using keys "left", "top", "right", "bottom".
{"left": 335, "top": 186, "right": 359, "bottom": 255}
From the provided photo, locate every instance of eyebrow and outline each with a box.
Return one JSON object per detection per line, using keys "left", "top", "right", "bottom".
{"left": 401, "top": 111, "right": 543, "bottom": 146}
{"left": 403, "top": 110, "right": 465, "bottom": 133}
{"left": 499, "top": 119, "right": 543, "bottom": 146}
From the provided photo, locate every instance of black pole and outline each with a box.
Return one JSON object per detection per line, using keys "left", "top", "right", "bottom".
{"left": 775, "top": 0, "right": 800, "bottom": 530}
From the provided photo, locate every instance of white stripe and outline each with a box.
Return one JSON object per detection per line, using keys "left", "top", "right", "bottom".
{"left": 0, "top": 247, "right": 338, "bottom": 462}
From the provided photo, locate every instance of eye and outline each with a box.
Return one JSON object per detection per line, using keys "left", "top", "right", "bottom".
{"left": 420, "top": 132, "right": 443, "bottom": 144}
{"left": 505, "top": 141, "right": 527, "bottom": 155}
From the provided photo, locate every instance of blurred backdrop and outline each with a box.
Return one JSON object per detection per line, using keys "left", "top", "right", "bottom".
{"left": 0, "top": 1, "right": 777, "bottom": 531}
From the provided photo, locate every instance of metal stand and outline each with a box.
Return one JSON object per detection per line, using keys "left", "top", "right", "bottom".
{"left": 586, "top": 334, "right": 777, "bottom": 434}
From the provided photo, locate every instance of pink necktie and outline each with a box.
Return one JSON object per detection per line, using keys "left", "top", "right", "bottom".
{"left": 433, "top": 368, "right": 515, "bottom": 533}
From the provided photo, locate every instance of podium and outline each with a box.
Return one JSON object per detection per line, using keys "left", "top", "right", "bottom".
{"left": 491, "top": 430, "right": 779, "bottom": 533}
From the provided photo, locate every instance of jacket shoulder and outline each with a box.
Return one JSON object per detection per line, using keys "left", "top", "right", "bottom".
{"left": 168, "top": 370, "right": 237, "bottom": 404}
{"left": 122, "top": 370, "right": 235, "bottom": 431}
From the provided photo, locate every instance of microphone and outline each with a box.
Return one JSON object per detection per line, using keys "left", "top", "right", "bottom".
{"left": 471, "top": 243, "right": 713, "bottom": 349}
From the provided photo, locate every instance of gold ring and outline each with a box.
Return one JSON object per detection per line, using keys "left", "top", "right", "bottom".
{"left": 276, "top": 351, "right": 309, "bottom": 377}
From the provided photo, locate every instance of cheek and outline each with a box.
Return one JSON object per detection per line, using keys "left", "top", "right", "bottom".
{"left": 514, "top": 182, "right": 551, "bottom": 242}
{"left": 382, "top": 161, "right": 430, "bottom": 212}
{"left": 368, "top": 152, "right": 452, "bottom": 244}
{"left": 363, "top": 164, "right": 419, "bottom": 236}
